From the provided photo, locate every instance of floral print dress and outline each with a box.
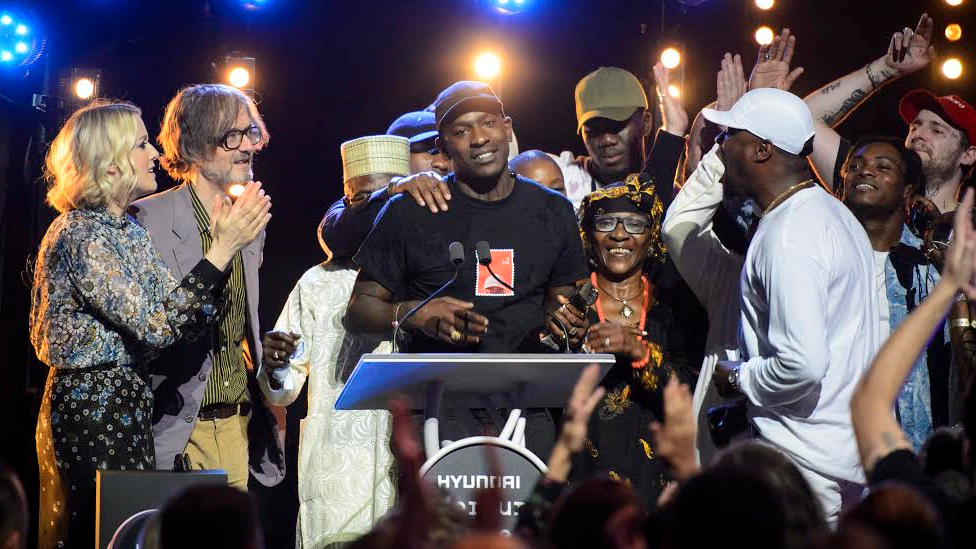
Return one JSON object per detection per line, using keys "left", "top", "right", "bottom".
{"left": 30, "top": 207, "right": 227, "bottom": 549}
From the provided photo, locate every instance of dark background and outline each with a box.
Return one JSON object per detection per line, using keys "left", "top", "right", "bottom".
{"left": 0, "top": 0, "right": 970, "bottom": 547}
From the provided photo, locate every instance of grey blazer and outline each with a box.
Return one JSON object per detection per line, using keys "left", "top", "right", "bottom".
{"left": 130, "top": 183, "right": 285, "bottom": 487}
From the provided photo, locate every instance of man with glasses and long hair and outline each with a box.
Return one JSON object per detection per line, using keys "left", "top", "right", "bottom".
{"left": 130, "top": 84, "right": 285, "bottom": 491}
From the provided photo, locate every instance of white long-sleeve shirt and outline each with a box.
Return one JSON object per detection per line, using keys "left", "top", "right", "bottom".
{"left": 662, "top": 145, "right": 745, "bottom": 464}
{"left": 735, "top": 177, "right": 880, "bottom": 485}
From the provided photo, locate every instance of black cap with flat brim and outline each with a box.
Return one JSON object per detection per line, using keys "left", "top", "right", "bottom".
{"left": 434, "top": 81, "right": 505, "bottom": 129}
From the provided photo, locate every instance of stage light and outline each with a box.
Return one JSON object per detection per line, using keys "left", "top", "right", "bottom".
{"left": 0, "top": 8, "right": 44, "bottom": 68}
{"left": 756, "top": 0, "right": 775, "bottom": 9}
{"left": 229, "top": 184, "right": 246, "bottom": 198}
{"left": 61, "top": 68, "right": 101, "bottom": 104}
{"left": 667, "top": 85, "right": 681, "bottom": 98}
{"left": 945, "top": 0, "right": 963, "bottom": 6}
{"left": 218, "top": 55, "right": 256, "bottom": 91}
{"left": 74, "top": 78, "right": 94, "bottom": 100}
{"left": 228, "top": 66, "right": 250, "bottom": 88}
{"left": 755, "top": 26, "right": 774, "bottom": 45}
{"left": 942, "top": 58, "right": 963, "bottom": 79}
{"left": 474, "top": 52, "right": 502, "bottom": 80}
{"left": 946, "top": 24, "right": 962, "bottom": 41}
{"left": 493, "top": 0, "right": 527, "bottom": 15}
{"left": 660, "top": 48, "right": 681, "bottom": 69}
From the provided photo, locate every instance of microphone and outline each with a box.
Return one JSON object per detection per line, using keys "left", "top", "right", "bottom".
{"left": 393, "top": 242, "right": 465, "bottom": 352}
{"left": 475, "top": 240, "right": 574, "bottom": 354}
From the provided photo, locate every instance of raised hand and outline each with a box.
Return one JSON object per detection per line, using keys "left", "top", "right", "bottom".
{"left": 717, "top": 53, "right": 748, "bottom": 111}
{"left": 942, "top": 189, "right": 976, "bottom": 298}
{"left": 649, "top": 374, "right": 698, "bottom": 481}
{"left": 652, "top": 61, "right": 689, "bottom": 137}
{"left": 749, "top": 28, "right": 804, "bottom": 91}
{"left": 543, "top": 364, "right": 606, "bottom": 482}
{"left": 884, "top": 13, "right": 936, "bottom": 76}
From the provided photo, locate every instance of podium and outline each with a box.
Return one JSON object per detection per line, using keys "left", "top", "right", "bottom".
{"left": 335, "top": 353, "right": 614, "bottom": 532}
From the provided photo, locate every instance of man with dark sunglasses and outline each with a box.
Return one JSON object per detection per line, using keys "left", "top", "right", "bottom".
{"left": 130, "top": 84, "right": 285, "bottom": 492}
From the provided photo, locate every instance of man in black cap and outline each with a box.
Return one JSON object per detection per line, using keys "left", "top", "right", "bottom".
{"left": 318, "top": 110, "right": 453, "bottom": 260}
{"left": 346, "top": 80, "right": 589, "bottom": 353}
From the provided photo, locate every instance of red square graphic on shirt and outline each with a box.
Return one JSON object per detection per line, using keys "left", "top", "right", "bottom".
{"left": 475, "top": 248, "right": 515, "bottom": 297}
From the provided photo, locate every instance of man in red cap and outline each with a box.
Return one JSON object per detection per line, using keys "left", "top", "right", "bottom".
{"left": 801, "top": 13, "right": 976, "bottom": 213}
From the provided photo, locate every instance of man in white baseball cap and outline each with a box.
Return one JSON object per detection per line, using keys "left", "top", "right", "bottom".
{"left": 669, "top": 88, "right": 880, "bottom": 521}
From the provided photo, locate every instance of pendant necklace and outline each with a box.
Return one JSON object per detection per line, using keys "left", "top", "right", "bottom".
{"left": 593, "top": 273, "right": 645, "bottom": 321}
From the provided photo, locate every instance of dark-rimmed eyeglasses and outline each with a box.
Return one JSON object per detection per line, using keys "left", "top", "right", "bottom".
{"left": 592, "top": 215, "right": 650, "bottom": 235}
{"left": 219, "top": 125, "right": 263, "bottom": 151}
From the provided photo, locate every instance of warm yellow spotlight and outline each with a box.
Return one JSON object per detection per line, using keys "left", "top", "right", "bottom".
{"left": 660, "top": 48, "right": 681, "bottom": 69}
{"left": 755, "top": 26, "right": 775, "bottom": 45}
{"left": 74, "top": 78, "right": 95, "bottom": 100}
{"left": 667, "top": 85, "right": 681, "bottom": 98}
{"left": 756, "top": 0, "right": 775, "bottom": 10}
{"left": 942, "top": 58, "right": 963, "bottom": 79}
{"left": 945, "top": 0, "right": 963, "bottom": 6}
{"left": 474, "top": 52, "right": 502, "bottom": 80}
{"left": 228, "top": 67, "right": 251, "bottom": 89}
{"left": 946, "top": 24, "right": 963, "bottom": 41}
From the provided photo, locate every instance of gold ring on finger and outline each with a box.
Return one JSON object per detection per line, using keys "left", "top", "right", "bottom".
{"left": 604, "top": 336, "right": 611, "bottom": 349}
{"left": 450, "top": 329, "right": 463, "bottom": 342}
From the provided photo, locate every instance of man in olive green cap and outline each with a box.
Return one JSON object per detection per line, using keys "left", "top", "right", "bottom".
{"left": 552, "top": 66, "right": 688, "bottom": 208}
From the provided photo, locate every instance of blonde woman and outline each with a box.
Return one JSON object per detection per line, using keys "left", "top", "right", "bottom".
{"left": 30, "top": 100, "right": 271, "bottom": 549}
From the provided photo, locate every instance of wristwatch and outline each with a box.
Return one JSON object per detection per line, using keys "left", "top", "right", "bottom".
{"left": 727, "top": 367, "right": 740, "bottom": 393}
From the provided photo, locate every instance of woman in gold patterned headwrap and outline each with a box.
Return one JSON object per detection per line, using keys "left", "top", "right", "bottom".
{"left": 570, "top": 174, "right": 703, "bottom": 506}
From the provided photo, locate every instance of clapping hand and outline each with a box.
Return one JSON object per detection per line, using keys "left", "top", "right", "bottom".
{"left": 717, "top": 53, "right": 748, "bottom": 112}
{"left": 207, "top": 181, "right": 271, "bottom": 270}
{"left": 653, "top": 61, "right": 689, "bottom": 137}
{"left": 749, "top": 28, "right": 804, "bottom": 91}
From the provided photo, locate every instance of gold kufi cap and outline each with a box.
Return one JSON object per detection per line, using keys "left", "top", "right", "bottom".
{"left": 341, "top": 135, "right": 411, "bottom": 183}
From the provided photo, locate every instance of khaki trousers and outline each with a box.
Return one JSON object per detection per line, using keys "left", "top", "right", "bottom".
{"left": 184, "top": 414, "right": 251, "bottom": 490}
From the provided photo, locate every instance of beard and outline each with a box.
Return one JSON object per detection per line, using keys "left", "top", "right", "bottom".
{"left": 201, "top": 158, "right": 253, "bottom": 190}
{"left": 915, "top": 146, "right": 962, "bottom": 197}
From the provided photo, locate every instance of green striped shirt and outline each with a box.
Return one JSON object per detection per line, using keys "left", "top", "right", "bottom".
{"left": 187, "top": 184, "right": 250, "bottom": 406}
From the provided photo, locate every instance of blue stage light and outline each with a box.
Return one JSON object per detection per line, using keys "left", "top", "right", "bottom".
{"left": 0, "top": 6, "right": 44, "bottom": 68}
{"left": 493, "top": 0, "right": 527, "bottom": 15}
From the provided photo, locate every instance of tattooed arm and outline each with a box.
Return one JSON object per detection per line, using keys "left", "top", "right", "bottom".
{"left": 851, "top": 190, "right": 976, "bottom": 475}
{"left": 804, "top": 13, "right": 936, "bottom": 190}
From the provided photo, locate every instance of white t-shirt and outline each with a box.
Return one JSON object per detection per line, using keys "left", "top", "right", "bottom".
{"left": 736, "top": 185, "right": 880, "bottom": 485}
{"left": 551, "top": 151, "right": 598, "bottom": 210}
{"left": 874, "top": 251, "right": 891, "bottom": 342}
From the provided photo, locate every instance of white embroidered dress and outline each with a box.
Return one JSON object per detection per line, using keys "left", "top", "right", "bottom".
{"left": 268, "top": 263, "right": 395, "bottom": 549}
